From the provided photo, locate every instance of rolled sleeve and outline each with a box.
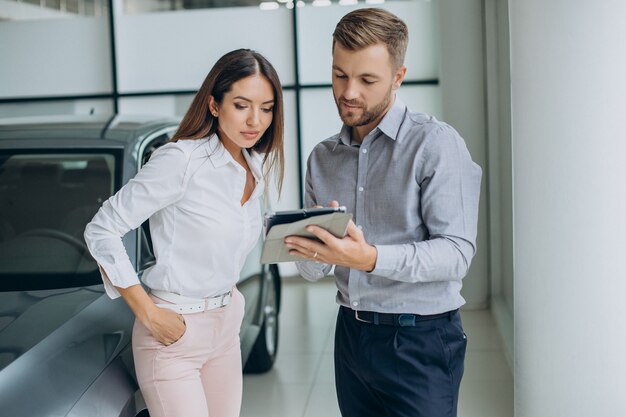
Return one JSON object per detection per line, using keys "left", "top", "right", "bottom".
{"left": 84, "top": 144, "right": 188, "bottom": 298}
{"left": 295, "top": 260, "right": 332, "bottom": 282}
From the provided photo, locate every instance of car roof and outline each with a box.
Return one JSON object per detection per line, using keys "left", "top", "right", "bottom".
{"left": 0, "top": 114, "right": 180, "bottom": 145}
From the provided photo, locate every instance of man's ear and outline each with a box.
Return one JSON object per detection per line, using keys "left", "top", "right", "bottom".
{"left": 392, "top": 66, "right": 407, "bottom": 91}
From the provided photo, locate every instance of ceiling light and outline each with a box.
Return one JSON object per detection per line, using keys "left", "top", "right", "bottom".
{"left": 259, "top": 1, "right": 280, "bottom": 10}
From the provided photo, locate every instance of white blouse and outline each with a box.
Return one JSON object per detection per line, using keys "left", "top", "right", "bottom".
{"left": 84, "top": 135, "right": 265, "bottom": 299}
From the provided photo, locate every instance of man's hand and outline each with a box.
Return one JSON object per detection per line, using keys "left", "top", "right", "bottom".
{"left": 285, "top": 219, "right": 377, "bottom": 272}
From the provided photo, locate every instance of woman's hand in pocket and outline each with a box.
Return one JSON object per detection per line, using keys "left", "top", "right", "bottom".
{"left": 115, "top": 284, "right": 186, "bottom": 346}
{"left": 145, "top": 308, "right": 186, "bottom": 346}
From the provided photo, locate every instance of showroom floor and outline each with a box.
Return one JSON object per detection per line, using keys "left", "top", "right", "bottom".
{"left": 240, "top": 277, "right": 513, "bottom": 417}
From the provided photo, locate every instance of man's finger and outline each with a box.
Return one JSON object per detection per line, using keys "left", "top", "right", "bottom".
{"left": 345, "top": 220, "right": 362, "bottom": 239}
{"left": 285, "top": 237, "right": 325, "bottom": 259}
{"left": 288, "top": 248, "right": 312, "bottom": 259}
{"left": 285, "top": 236, "right": 318, "bottom": 250}
{"left": 306, "top": 225, "right": 337, "bottom": 245}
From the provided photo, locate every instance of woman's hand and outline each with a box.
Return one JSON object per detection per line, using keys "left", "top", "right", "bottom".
{"left": 144, "top": 308, "right": 186, "bottom": 346}
{"left": 111, "top": 282, "right": 187, "bottom": 346}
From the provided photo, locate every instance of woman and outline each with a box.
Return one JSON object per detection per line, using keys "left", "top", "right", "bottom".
{"left": 84, "top": 49, "right": 284, "bottom": 417}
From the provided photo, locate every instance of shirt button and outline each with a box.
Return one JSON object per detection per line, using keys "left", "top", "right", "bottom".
{"left": 358, "top": 186, "right": 364, "bottom": 192}
{"left": 352, "top": 301, "right": 359, "bottom": 307}
{"left": 362, "top": 149, "right": 368, "bottom": 154}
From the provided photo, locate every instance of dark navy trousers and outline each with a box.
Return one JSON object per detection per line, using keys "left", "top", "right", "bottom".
{"left": 334, "top": 306, "right": 467, "bottom": 417}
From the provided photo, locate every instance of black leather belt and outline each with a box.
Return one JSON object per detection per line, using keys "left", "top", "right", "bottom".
{"left": 342, "top": 306, "right": 457, "bottom": 327}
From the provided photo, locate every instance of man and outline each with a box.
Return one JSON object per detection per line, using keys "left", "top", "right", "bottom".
{"left": 284, "top": 8, "right": 482, "bottom": 417}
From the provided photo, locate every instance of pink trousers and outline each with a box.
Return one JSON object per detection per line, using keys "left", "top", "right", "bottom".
{"left": 132, "top": 288, "right": 245, "bottom": 417}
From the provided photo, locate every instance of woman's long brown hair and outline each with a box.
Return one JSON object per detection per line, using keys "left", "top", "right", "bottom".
{"left": 172, "top": 49, "right": 285, "bottom": 194}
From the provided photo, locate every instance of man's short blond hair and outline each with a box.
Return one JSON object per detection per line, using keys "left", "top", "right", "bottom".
{"left": 332, "top": 8, "right": 409, "bottom": 70}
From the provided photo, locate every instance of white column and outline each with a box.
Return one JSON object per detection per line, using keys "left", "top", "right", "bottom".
{"left": 510, "top": 1, "right": 626, "bottom": 415}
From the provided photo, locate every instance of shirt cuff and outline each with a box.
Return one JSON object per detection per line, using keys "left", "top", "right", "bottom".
{"left": 370, "top": 244, "right": 400, "bottom": 277}
{"left": 93, "top": 249, "right": 140, "bottom": 299}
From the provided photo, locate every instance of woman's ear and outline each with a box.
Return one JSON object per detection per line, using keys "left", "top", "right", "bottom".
{"left": 208, "top": 96, "right": 219, "bottom": 117}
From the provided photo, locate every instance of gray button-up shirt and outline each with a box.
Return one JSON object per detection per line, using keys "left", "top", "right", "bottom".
{"left": 296, "top": 97, "right": 482, "bottom": 315}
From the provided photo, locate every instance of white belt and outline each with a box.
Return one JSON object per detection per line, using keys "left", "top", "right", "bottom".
{"left": 151, "top": 289, "right": 232, "bottom": 314}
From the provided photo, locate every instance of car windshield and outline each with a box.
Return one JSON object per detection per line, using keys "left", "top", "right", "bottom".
{"left": 0, "top": 151, "right": 117, "bottom": 291}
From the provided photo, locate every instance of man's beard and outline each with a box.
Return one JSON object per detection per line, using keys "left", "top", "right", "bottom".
{"left": 334, "top": 88, "right": 392, "bottom": 127}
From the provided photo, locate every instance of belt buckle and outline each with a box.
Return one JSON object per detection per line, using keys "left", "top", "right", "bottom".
{"left": 354, "top": 310, "right": 371, "bottom": 323}
{"left": 398, "top": 314, "right": 416, "bottom": 327}
{"left": 220, "top": 292, "right": 228, "bottom": 306}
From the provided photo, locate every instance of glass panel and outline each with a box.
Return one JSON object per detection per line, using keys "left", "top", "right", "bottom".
{"left": 0, "top": 151, "right": 118, "bottom": 291}
{"left": 115, "top": 7, "right": 294, "bottom": 92}
{"left": 0, "top": 12, "right": 112, "bottom": 98}
{"left": 124, "top": 0, "right": 291, "bottom": 13}
{"left": 46, "top": 0, "right": 62, "bottom": 10}
{"left": 297, "top": 0, "right": 440, "bottom": 85}
{"left": 299, "top": 88, "right": 343, "bottom": 172}
{"left": 0, "top": 0, "right": 107, "bottom": 19}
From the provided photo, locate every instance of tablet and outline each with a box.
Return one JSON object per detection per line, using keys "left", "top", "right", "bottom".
{"left": 264, "top": 206, "right": 347, "bottom": 231}
{"left": 260, "top": 207, "right": 352, "bottom": 264}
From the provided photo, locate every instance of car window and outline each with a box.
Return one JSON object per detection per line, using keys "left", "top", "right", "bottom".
{"left": 0, "top": 151, "right": 119, "bottom": 291}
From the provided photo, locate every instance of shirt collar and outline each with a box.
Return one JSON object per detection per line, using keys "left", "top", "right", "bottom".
{"left": 377, "top": 96, "right": 406, "bottom": 141}
{"left": 336, "top": 125, "right": 352, "bottom": 148}
{"left": 243, "top": 148, "right": 264, "bottom": 184}
{"left": 204, "top": 134, "right": 264, "bottom": 183}
{"left": 333, "top": 96, "right": 407, "bottom": 150}
{"left": 204, "top": 134, "right": 230, "bottom": 168}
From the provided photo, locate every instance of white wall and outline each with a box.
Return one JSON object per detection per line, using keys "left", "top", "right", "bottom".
{"left": 510, "top": 1, "right": 626, "bottom": 415}
{"left": 439, "top": 0, "right": 489, "bottom": 309}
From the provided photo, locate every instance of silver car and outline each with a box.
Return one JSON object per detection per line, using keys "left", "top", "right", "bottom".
{"left": 0, "top": 115, "right": 281, "bottom": 417}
